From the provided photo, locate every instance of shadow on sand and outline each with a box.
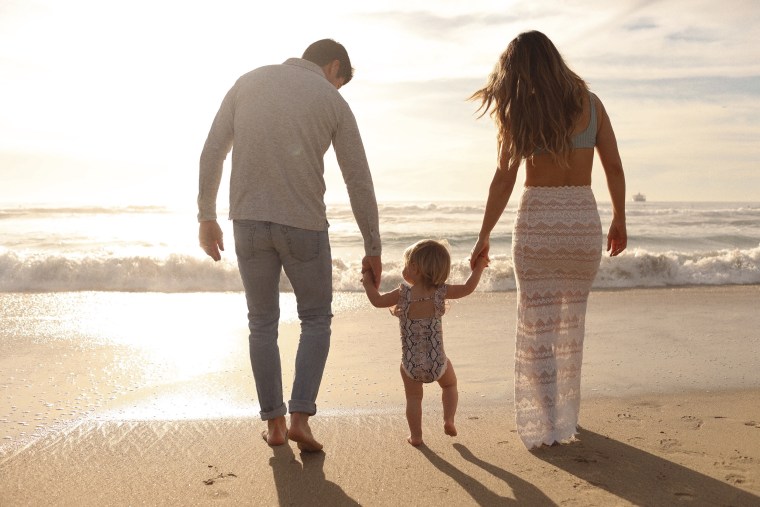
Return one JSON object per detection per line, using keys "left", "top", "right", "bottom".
{"left": 269, "top": 445, "right": 360, "bottom": 506}
{"left": 532, "top": 427, "right": 759, "bottom": 506}
{"left": 419, "top": 443, "right": 555, "bottom": 505}
{"left": 265, "top": 427, "right": 758, "bottom": 505}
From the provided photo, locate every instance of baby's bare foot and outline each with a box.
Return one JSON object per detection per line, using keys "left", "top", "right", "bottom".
{"left": 407, "top": 435, "right": 424, "bottom": 446}
{"left": 444, "top": 422, "right": 457, "bottom": 437}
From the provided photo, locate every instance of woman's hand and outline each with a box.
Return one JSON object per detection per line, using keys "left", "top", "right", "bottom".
{"left": 606, "top": 218, "right": 627, "bottom": 257}
{"left": 470, "top": 236, "right": 491, "bottom": 269}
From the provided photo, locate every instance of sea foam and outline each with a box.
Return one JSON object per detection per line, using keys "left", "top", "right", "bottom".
{"left": 2, "top": 245, "right": 758, "bottom": 293}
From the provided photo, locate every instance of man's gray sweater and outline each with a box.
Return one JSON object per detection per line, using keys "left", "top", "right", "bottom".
{"left": 198, "top": 58, "right": 381, "bottom": 256}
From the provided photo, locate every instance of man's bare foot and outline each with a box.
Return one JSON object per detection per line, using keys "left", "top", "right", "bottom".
{"left": 444, "top": 422, "right": 457, "bottom": 437}
{"left": 261, "top": 416, "right": 288, "bottom": 446}
{"left": 407, "top": 435, "right": 424, "bottom": 446}
{"left": 289, "top": 413, "right": 323, "bottom": 452}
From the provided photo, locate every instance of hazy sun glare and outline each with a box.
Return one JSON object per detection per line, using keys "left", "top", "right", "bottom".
{"left": 1, "top": 0, "right": 759, "bottom": 205}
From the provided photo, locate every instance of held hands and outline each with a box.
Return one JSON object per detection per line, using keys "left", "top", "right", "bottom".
{"left": 470, "top": 236, "right": 491, "bottom": 270}
{"left": 361, "top": 255, "right": 382, "bottom": 289}
{"left": 607, "top": 218, "right": 627, "bottom": 257}
{"left": 472, "top": 254, "right": 490, "bottom": 271}
{"left": 361, "top": 269, "right": 375, "bottom": 289}
{"left": 199, "top": 220, "right": 224, "bottom": 261}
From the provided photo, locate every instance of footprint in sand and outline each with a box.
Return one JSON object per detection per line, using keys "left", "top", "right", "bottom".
{"left": 725, "top": 473, "right": 747, "bottom": 485}
{"left": 617, "top": 412, "right": 640, "bottom": 422}
{"left": 680, "top": 415, "right": 703, "bottom": 430}
{"left": 732, "top": 455, "right": 757, "bottom": 465}
{"left": 659, "top": 438, "right": 681, "bottom": 451}
{"left": 203, "top": 473, "right": 238, "bottom": 486}
{"left": 203, "top": 464, "right": 238, "bottom": 486}
{"left": 660, "top": 438, "right": 704, "bottom": 456}
{"left": 713, "top": 456, "right": 755, "bottom": 484}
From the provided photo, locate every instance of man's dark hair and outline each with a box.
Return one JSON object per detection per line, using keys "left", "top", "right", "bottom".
{"left": 302, "top": 39, "right": 353, "bottom": 85}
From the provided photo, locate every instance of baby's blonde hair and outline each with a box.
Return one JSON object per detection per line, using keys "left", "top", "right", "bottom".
{"left": 403, "top": 239, "right": 451, "bottom": 287}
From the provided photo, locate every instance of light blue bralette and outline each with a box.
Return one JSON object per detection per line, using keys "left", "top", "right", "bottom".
{"left": 534, "top": 92, "right": 597, "bottom": 154}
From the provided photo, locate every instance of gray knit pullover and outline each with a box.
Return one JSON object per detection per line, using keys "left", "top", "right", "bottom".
{"left": 198, "top": 58, "right": 381, "bottom": 256}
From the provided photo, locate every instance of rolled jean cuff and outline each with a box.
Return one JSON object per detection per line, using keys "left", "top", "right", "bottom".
{"left": 288, "top": 399, "right": 317, "bottom": 416}
{"left": 260, "top": 403, "right": 287, "bottom": 421}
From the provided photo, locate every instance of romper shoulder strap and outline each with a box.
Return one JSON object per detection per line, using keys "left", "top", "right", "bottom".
{"left": 434, "top": 284, "right": 448, "bottom": 318}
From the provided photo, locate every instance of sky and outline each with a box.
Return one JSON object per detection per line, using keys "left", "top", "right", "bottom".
{"left": 1, "top": 0, "right": 759, "bottom": 207}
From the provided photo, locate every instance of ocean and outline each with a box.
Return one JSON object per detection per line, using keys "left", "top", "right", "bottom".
{"left": 1, "top": 200, "right": 759, "bottom": 293}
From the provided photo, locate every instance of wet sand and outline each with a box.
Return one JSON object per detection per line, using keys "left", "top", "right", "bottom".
{"left": 1, "top": 287, "right": 759, "bottom": 505}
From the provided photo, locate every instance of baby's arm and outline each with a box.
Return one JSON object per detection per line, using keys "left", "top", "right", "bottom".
{"left": 445, "top": 256, "right": 489, "bottom": 300}
{"left": 362, "top": 271, "right": 400, "bottom": 308}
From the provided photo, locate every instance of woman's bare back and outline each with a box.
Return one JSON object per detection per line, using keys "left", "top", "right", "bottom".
{"left": 524, "top": 94, "right": 598, "bottom": 187}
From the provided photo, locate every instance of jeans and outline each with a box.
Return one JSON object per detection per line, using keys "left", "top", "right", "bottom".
{"left": 233, "top": 220, "right": 333, "bottom": 420}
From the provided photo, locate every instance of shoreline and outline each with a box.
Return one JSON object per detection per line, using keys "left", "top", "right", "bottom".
{"left": 2, "top": 282, "right": 759, "bottom": 294}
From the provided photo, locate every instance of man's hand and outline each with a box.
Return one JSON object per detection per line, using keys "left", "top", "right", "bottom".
{"left": 199, "top": 220, "right": 224, "bottom": 261}
{"left": 361, "top": 255, "right": 382, "bottom": 289}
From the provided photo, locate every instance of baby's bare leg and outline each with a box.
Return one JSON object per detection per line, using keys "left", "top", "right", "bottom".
{"left": 400, "top": 364, "right": 424, "bottom": 446}
{"left": 437, "top": 360, "right": 458, "bottom": 437}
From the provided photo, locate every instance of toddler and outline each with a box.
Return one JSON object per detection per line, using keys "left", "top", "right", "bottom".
{"left": 362, "top": 239, "right": 488, "bottom": 446}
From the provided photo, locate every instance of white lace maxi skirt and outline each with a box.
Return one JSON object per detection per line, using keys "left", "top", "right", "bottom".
{"left": 512, "top": 186, "right": 603, "bottom": 448}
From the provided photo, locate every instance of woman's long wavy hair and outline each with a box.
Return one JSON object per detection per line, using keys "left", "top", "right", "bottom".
{"left": 471, "top": 31, "right": 589, "bottom": 169}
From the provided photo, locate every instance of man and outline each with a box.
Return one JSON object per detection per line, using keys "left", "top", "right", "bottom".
{"left": 197, "top": 39, "right": 382, "bottom": 452}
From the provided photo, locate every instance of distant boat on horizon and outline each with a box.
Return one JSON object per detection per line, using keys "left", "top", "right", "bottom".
{"left": 633, "top": 192, "right": 646, "bottom": 202}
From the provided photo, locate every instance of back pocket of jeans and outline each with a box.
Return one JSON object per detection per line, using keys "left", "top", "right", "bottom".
{"left": 282, "top": 226, "right": 320, "bottom": 262}
{"left": 233, "top": 222, "right": 257, "bottom": 260}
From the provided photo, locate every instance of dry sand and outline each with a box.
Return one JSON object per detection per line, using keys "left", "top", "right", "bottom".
{"left": 1, "top": 286, "right": 759, "bottom": 506}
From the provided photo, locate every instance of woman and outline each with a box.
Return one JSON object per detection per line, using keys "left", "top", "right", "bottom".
{"left": 469, "top": 31, "right": 627, "bottom": 449}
